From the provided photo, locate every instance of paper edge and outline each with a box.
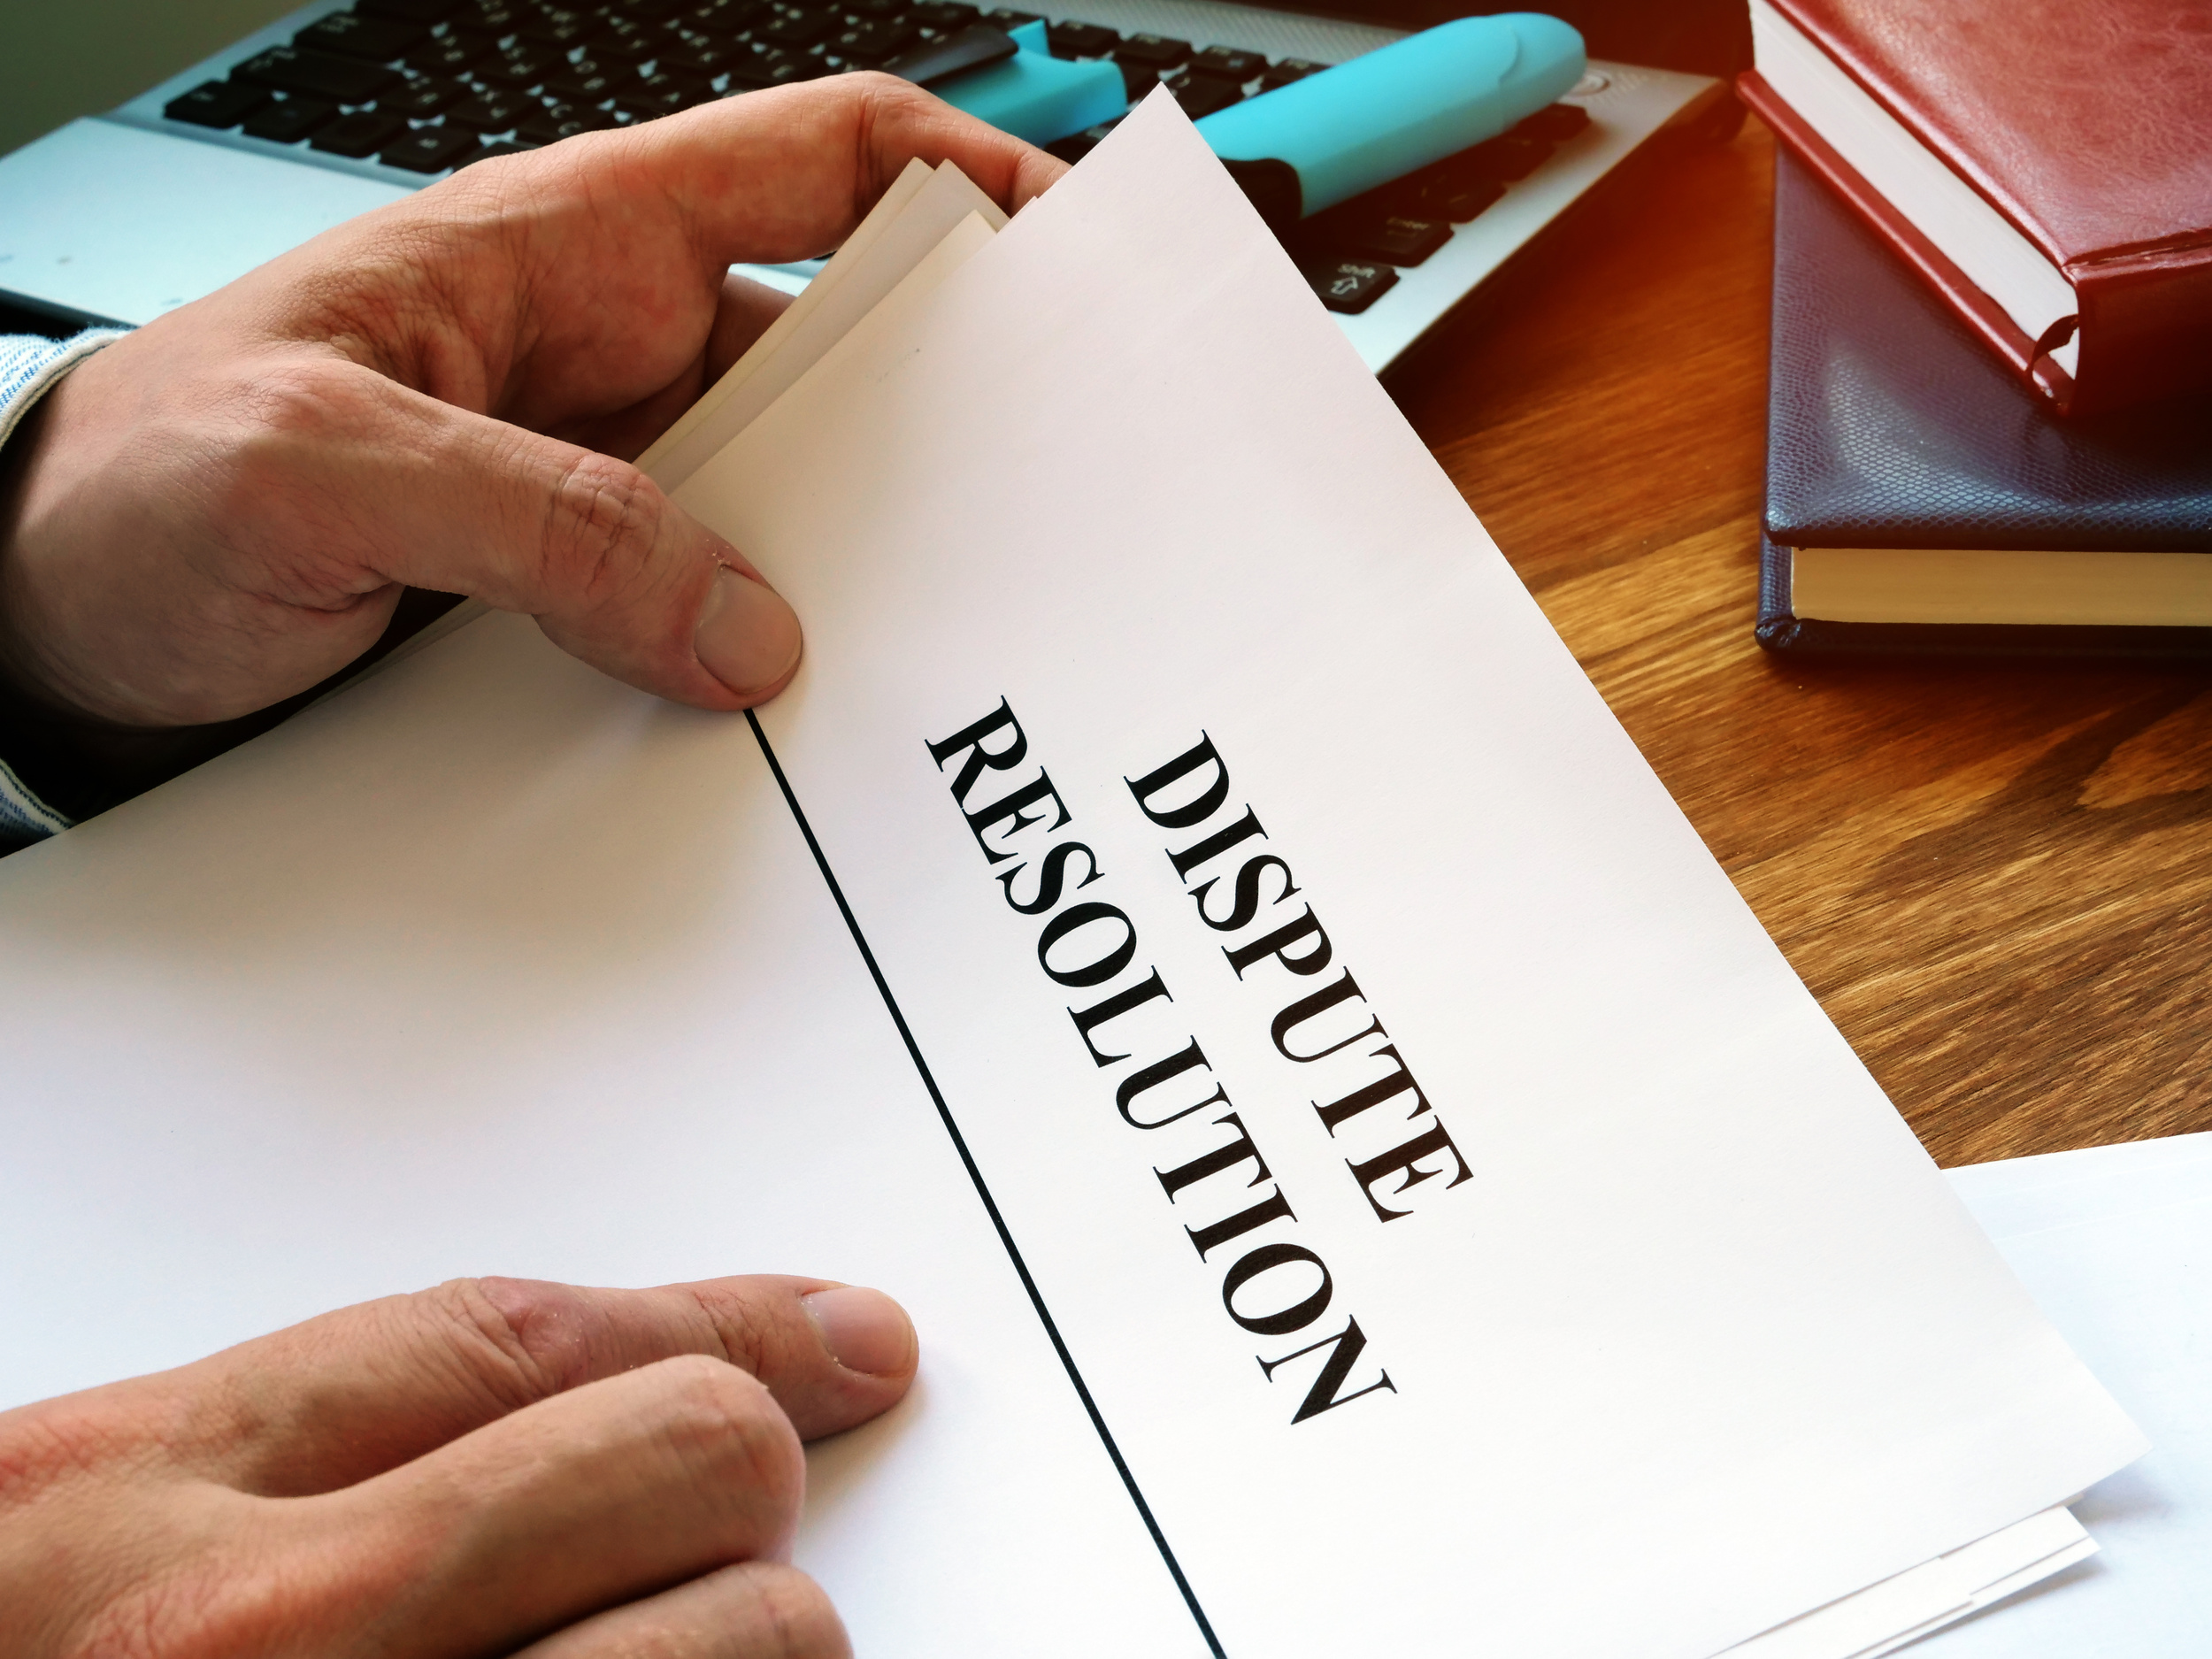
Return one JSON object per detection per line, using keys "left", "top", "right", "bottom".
{"left": 635, "top": 156, "right": 936, "bottom": 479}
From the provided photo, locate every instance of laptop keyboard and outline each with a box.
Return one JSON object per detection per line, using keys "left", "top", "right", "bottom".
{"left": 158, "top": 0, "right": 1592, "bottom": 318}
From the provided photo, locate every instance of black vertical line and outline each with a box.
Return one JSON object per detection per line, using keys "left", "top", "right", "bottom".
{"left": 748, "top": 712, "right": 1225, "bottom": 1658}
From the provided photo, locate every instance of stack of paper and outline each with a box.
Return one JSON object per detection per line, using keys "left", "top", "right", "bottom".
{"left": 0, "top": 94, "right": 2146, "bottom": 1658}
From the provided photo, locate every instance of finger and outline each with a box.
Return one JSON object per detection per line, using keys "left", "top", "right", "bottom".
{"left": 312, "top": 1354, "right": 810, "bottom": 1658}
{"left": 708, "top": 269, "right": 808, "bottom": 383}
{"left": 630, "top": 73, "right": 1066, "bottom": 259}
{"left": 482, "top": 74, "right": 1066, "bottom": 278}
{"left": 211, "top": 352, "right": 796, "bottom": 712}
{"left": 512, "top": 1561, "right": 849, "bottom": 1659}
{"left": 148, "top": 1271, "right": 914, "bottom": 1496}
{"left": 558, "top": 271, "right": 798, "bottom": 463}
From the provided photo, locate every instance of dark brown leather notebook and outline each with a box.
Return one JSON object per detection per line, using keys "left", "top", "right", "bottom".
{"left": 1739, "top": 0, "right": 2212, "bottom": 417}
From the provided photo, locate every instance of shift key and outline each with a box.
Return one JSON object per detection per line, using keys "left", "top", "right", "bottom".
{"left": 232, "top": 45, "right": 399, "bottom": 104}
{"left": 1325, "top": 213, "right": 1452, "bottom": 267}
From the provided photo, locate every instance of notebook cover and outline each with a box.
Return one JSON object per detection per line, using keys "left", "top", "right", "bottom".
{"left": 1757, "top": 152, "right": 2212, "bottom": 660}
{"left": 1748, "top": 0, "right": 2212, "bottom": 414}
{"left": 1738, "top": 74, "right": 2073, "bottom": 410}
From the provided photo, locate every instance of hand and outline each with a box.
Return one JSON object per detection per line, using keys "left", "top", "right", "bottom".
{"left": 0, "top": 1271, "right": 918, "bottom": 1656}
{"left": 0, "top": 78, "right": 1064, "bottom": 729}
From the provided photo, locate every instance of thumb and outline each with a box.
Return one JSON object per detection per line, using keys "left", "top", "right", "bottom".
{"left": 110, "top": 1273, "right": 917, "bottom": 1497}
{"left": 329, "top": 364, "right": 800, "bottom": 710}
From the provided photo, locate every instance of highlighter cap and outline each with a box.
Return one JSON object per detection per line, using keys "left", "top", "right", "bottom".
{"left": 931, "top": 19, "right": 1130, "bottom": 146}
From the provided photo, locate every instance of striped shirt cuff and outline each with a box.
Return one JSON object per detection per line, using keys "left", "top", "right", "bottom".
{"left": 0, "top": 327, "right": 131, "bottom": 851}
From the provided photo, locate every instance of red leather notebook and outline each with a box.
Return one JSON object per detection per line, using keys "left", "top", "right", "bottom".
{"left": 1739, "top": 0, "right": 2212, "bottom": 416}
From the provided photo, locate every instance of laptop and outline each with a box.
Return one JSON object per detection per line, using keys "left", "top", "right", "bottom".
{"left": 0, "top": 0, "right": 1726, "bottom": 374}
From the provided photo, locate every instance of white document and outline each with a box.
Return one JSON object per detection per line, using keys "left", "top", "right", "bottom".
{"left": 0, "top": 94, "right": 2144, "bottom": 1659}
{"left": 670, "top": 94, "right": 2142, "bottom": 1655}
{"left": 0, "top": 615, "right": 1202, "bottom": 1659}
{"left": 637, "top": 154, "right": 933, "bottom": 486}
{"left": 641, "top": 159, "right": 1010, "bottom": 494}
{"left": 1915, "top": 1134, "right": 2212, "bottom": 1655}
{"left": 1726, "top": 1506, "right": 2094, "bottom": 1659}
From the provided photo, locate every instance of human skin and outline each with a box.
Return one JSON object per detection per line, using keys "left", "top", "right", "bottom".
{"left": 0, "top": 73, "right": 1064, "bottom": 730}
{"left": 0, "top": 1273, "right": 920, "bottom": 1656}
{"left": 0, "top": 74, "right": 1068, "bottom": 1654}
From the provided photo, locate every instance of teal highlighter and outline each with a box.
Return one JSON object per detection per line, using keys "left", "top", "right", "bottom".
{"left": 921, "top": 13, "right": 1586, "bottom": 227}
{"left": 1197, "top": 14, "right": 1586, "bottom": 221}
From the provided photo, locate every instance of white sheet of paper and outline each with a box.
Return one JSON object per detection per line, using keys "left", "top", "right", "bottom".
{"left": 671, "top": 92, "right": 2143, "bottom": 1656}
{"left": 1725, "top": 1507, "right": 2093, "bottom": 1659}
{"left": 641, "top": 160, "right": 1008, "bottom": 494}
{"left": 0, "top": 611, "right": 1206, "bottom": 1658}
{"left": 0, "top": 92, "right": 2147, "bottom": 1659}
{"left": 636, "top": 155, "right": 933, "bottom": 482}
{"left": 1913, "top": 1134, "right": 2212, "bottom": 1655}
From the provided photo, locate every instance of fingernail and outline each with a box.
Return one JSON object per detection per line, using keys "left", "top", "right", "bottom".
{"left": 694, "top": 566, "right": 802, "bottom": 698}
{"left": 802, "top": 1286, "right": 916, "bottom": 1378}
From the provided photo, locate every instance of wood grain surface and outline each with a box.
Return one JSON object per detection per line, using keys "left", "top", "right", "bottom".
{"left": 1389, "top": 116, "right": 2212, "bottom": 1168}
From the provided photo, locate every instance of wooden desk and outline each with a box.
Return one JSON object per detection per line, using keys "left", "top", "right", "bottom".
{"left": 1391, "top": 118, "right": 2212, "bottom": 1168}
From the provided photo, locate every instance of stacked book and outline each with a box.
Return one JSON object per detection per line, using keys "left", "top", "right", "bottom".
{"left": 1740, "top": 0, "right": 2212, "bottom": 657}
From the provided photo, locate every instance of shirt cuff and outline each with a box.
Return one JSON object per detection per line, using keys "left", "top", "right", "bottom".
{"left": 0, "top": 326, "right": 133, "bottom": 850}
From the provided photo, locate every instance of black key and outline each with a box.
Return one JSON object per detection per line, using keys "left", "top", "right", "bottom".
{"left": 983, "top": 9, "right": 1041, "bottom": 26}
{"left": 1111, "top": 32, "right": 1189, "bottom": 67}
{"left": 479, "top": 42, "right": 564, "bottom": 86}
{"left": 406, "top": 32, "right": 493, "bottom": 73}
{"left": 1399, "top": 172, "right": 1502, "bottom": 223}
{"left": 380, "top": 122, "right": 483, "bottom": 170}
{"left": 1165, "top": 71, "right": 1242, "bottom": 119}
{"left": 1451, "top": 133, "right": 1550, "bottom": 182}
{"left": 594, "top": 18, "right": 664, "bottom": 60}
{"left": 383, "top": 75, "right": 469, "bottom": 116}
{"left": 521, "top": 6, "right": 614, "bottom": 48}
{"left": 757, "top": 8, "right": 837, "bottom": 47}
{"left": 1513, "top": 102, "right": 1590, "bottom": 142}
{"left": 616, "top": 72, "right": 715, "bottom": 117}
{"left": 309, "top": 109, "right": 410, "bottom": 157}
{"left": 883, "top": 24, "right": 1014, "bottom": 86}
{"left": 241, "top": 96, "right": 340, "bottom": 142}
{"left": 723, "top": 43, "right": 779, "bottom": 84}
{"left": 450, "top": 0, "right": 538, "bottom": 37}
{"left": 727, "top": 44, "right": 830, "bottom": 85}
{"left": 295, "top": 12, "right": 428, "bottom": 61}
{"left": 670, "top": 0, "right": 762, "bottom": 35}
{"left": 832, "top": 19, "right": 919, "bottom": 61}
{"left": 908, "top": 1, "right": 979, "bottom": 28}
{"left": 609, "top": 0, "right": 694, "bottom": 20}
{"left": 657, "top": 33, "right": 748, "bottom": 74}
{"left": 459, "top": 137, "right": 540, "bottom": 164}
{"left": 359, "top": 0, "right": 470, "bottom": 20}
{"left": 1047, "top": 19, "right": 1117, "bottom": 57}
{"left": 544, "top": 58, "right": 627, "bottom": 100}
{"left": 233, "top": 45, "right": 401, "bottom": 103}
{"left": 518, "top": 98, "right": 620, "bottom": 141}
{"left": 1302, "top": 257, "right": 1396, "bottom": 314}
{"left": 165, "top": 79, "right": 272, "bottom": 127}
{"left": 1259, "top": 56, "right": 1324, "bottom": 88}
{"left": 446, "top": 88, "right": 537, "bottom": 127}
{"left": 843, "top": 0, "right": 905, "bottom": 19}
{"left": 1041, "top": 117, "right": 1115, "bottom": 164}
{"left": 1187, "top": 45, "right": 1263, "bottom": 81}
{"left": 1117, "top": 62, "right": 1156, "bottom": 100}
{"left": 1319, "top": 212, "right": 1450, "bottom": 266}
